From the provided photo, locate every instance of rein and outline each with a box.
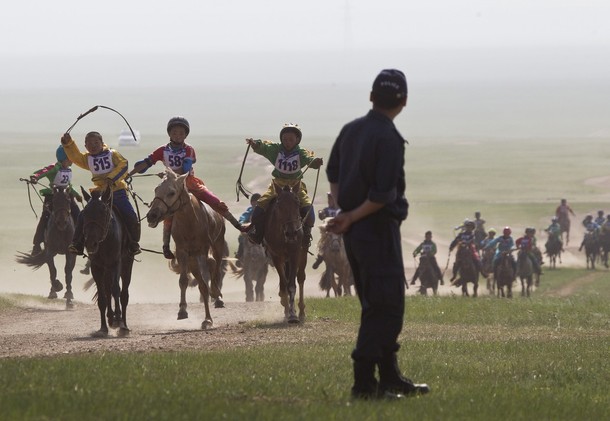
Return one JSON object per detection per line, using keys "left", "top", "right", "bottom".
{"left": 19, "top": 178, "right": 50, "bottom": 219}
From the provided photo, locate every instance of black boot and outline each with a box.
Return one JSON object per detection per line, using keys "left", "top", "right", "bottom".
{"left": 32, "top": 204, "right": 50, "bottom": 255}
{"left": 69, "top": 213, "right": 85, "bottom": 255}
{"left": 410, "top": 268, "right": 420, "bottom": 285}
{"left": 378, "top": 353, "right": 430, "bottom": 396}
{"left": 351, "top": 360, "right": 378, "bottom": 399}
{"left": 312, "top": 254, "right": 324, "bottom": 270}
{"left": 247, "top": 206, "right": 265, "bottom": 244}
{"left": 352, "top": 360, "right": 403, "bottom": 400}
{"left": 162, "top": 222, "right": 175, "bottom": 259}
{"left": 123, "top": 211, "right": 141, "bottom": 256}
{"left": 302, "top": 224, "right": 312, "bottom": 249}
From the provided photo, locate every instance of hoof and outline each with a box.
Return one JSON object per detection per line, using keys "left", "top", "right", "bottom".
{"left": 201, "top": 319, "right": 213, "bottom": 330}
{"left": 52, "top": 279, "right": 63, "bottom": 292}
{"left": 92, "top": 329, "right": 108, "bottom": 338}
{"left": 118, "top": 327, "right": 131, "bottom": 337}
{"left": 214, "top": 299, "right": 225, "bottom": 309}
{"left": 287, "top": 315, "right": 300, "bottom": 324}
{"left": 48, "top": 290, "right": 58, "bottom": 299}
{"left": 63, "top": 291, "right": 74, "bottom": 300}
{"left": 177, "top": 310, "right": 188, "bottom": 320}
{"left": 65, "top": 300, "right": 74, "bottom": 309}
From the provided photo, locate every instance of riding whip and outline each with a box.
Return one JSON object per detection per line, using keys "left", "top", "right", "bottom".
{"left": 235, "top": 143, "right": 252, "bottom": 201}
{"left": 65, "top": 105, "right": 139, "bottom": 146}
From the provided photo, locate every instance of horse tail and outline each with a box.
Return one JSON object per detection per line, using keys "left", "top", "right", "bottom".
{"left": 229, "top": 261, "right": 244, "bottom": 279}
{"left": 318, "top": 268, "right": 333, "bottom": 291}
{"left": 15, "top": 251, "right": 47, "bottom": 270}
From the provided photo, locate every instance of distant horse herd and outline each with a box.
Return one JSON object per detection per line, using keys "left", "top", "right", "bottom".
{"left": 16, "top": 173, "right": 608, "bottom": 336}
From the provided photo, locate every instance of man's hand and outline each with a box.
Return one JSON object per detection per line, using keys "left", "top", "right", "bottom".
{"left": 29, "top": 176, "right": 38, "bottom": 184}
{"left": 325, "top": 212, "right": 352, "bottom": 235}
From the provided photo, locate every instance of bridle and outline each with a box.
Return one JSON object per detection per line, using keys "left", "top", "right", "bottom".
{"left": 148, "top": 182, "right": 189, "bottom": 220}
{"left": 83, "top": 192, "right": 113, "bottom": 247}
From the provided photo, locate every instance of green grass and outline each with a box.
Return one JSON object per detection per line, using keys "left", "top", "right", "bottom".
{"left": 2, "top": 270, "right": 609, "bottom": 421}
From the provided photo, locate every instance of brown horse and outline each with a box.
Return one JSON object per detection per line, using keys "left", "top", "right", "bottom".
{"left": 16, "top": 186, "right": 77, "bottom": 307}
{"left": 146, "top": 168, "right": 226, "bottom": 329}
{"left": 544, "top": 234, "right": 563, "bottom": 269}
{"left": 230, "top": 236, "right": 269, "bottom": 302}
{"left": 81, "top": 187, "right": 134, "bottom": 337}
{"left": 415, "top": 254, "right": 439, "bottom": 296}
{"left": 452, "top": 243, "right": 479, "bottom": 297}
{"left": 495, "top": 250, "right": 515, "bottom": 298}
{"left": 481, "top": 246, "right": 495, "bottom": 294}
{"left": 263, "top": 182, "right": 308, "bottom": 323}
{"left": 316, "top": 224, "right": 353, "bottom": 297}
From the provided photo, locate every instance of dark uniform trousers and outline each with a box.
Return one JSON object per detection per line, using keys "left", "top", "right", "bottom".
{"left": 344, "top": 212, "right": 405, "bottom": 363}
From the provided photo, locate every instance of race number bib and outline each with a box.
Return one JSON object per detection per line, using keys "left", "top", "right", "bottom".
{"left": 163, "top": 148, "right": 187, "bottom": 172}
{"left": 52, "top": 168, "right": 72, "bottom": 187}
{"left": 274, "top": 151, "right": 301, "bottom": 175}
{"left": 87, "top": 150, "right": 115, "bottom": 175}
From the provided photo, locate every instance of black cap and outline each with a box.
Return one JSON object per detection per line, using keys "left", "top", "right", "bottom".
{"left": 372, "top": 69, "right": 408, "bottom": 99}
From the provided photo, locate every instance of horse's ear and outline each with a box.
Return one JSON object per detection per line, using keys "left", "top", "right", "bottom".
{"left": 81, "top": 186, "right": 91, "bottom": 202}
{"left": 177, "top": 172, "right": 188, "bottom": 185}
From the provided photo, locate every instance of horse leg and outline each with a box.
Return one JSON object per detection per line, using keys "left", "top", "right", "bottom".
{"left": 118, "top": 257, "right": 133, "bottom": 335}
{"left": 47, "top": 255, "right": 62, "bottom": 299}
{"left": 256, "top": 265, "right": 267, "bottom": 302}
{"left": 93, "top": 279, "right": 109, "bottom": 337}
{"left": 285, "top": 261, "right": 298, "bottom": 323}
{"left": 244, "top": 275, "right": 254, "bottom": 302}
{"left": 473, "top": 279, "right": 478, "bottom": 298}
{"left": 461, "top": 282, "right": 469, "bottom": 297}
{"left": 110, "top": 271, "right": 122, "bottom": 329}
{"left": 194, "top": 271, "right": 213, "bottom": 330}
{"left": 63, "top": 254, "right": 76, "bottom": 308}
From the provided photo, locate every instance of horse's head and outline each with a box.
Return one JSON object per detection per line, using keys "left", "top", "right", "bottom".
{"left": 81, "top": 188, "right": 113, "bottom": 255}
{"left": 147, "top": 168, "right": 188, "bottom": 228}
{"left": 51, "top": 186, "right": 72, "bottom": 230}
{"left": 272, "top": 182, "right": 302, "bottom": 244}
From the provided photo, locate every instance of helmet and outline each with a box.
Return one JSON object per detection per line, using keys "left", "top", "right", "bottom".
{"left": 250, "top": 193, "right": 261, "bottom": 203}
{"left": 167, "top": 116, "right": 190, "bottom": 136}
{"left": 475, "top": 211, "right": 481, "bottom": 217}
{"left": 585, "top": 214, "right": 593, "bottom": 220}
{"left": 598, "top": 210, "right": 604, "bottom": 215}
{"left": 488, "top": 228, "right": 496, "bottom": 234}
{"left": 56, "top": 145, "right": 68, "bottom": 162}
{"left": 464, "top": 220, "right": 475, "bottom": 229}
{"left": 503, "top": 227, "right": 512, "bottom": 236}
{"left": 279, "top": 123, "right": 302, "bottom": 143}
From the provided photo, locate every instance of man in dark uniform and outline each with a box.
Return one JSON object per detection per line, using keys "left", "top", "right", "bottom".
{"left": 326, "top": 69, "right": 429, "bottom": 400}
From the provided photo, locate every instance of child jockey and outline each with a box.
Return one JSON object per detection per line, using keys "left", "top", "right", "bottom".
{"left": 129, "top": 116, "right": 244, "bottom": 259}
{"left": 28, "top": 145, "right": 82, "bottom": 255}
{"left": 245, "top": 123, "right": 323, "bottom": 249}
{"left": 410, "top": 231, "right": 444, "bottom": 285}
{"left": 61, "top": 131, "right": 141, "bottom": 255}
{"left": 449, "top": 220, "right": 486, "bottom": 283}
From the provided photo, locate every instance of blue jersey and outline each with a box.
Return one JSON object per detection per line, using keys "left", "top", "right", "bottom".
{"left": 485, "top": 235, "right": 514, "bottom": 257}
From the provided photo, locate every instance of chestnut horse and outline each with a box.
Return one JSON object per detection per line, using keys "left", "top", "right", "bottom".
{"left": 146, "top": 168, "right": 225, "bottom": 329}
{"left": 263, "top": 182, "right": 308, "bottom": 323}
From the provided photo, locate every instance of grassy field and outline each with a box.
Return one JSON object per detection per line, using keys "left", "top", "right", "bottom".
{"left": 1, "top": 124, "right": 610, "bottom": 419}
{"left": 1, "top": 268, "right": 609, "bottom": 420}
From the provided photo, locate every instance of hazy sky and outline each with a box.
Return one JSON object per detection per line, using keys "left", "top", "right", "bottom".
{"left": 3, "top": 0, "right": 609, "bottom": 55}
